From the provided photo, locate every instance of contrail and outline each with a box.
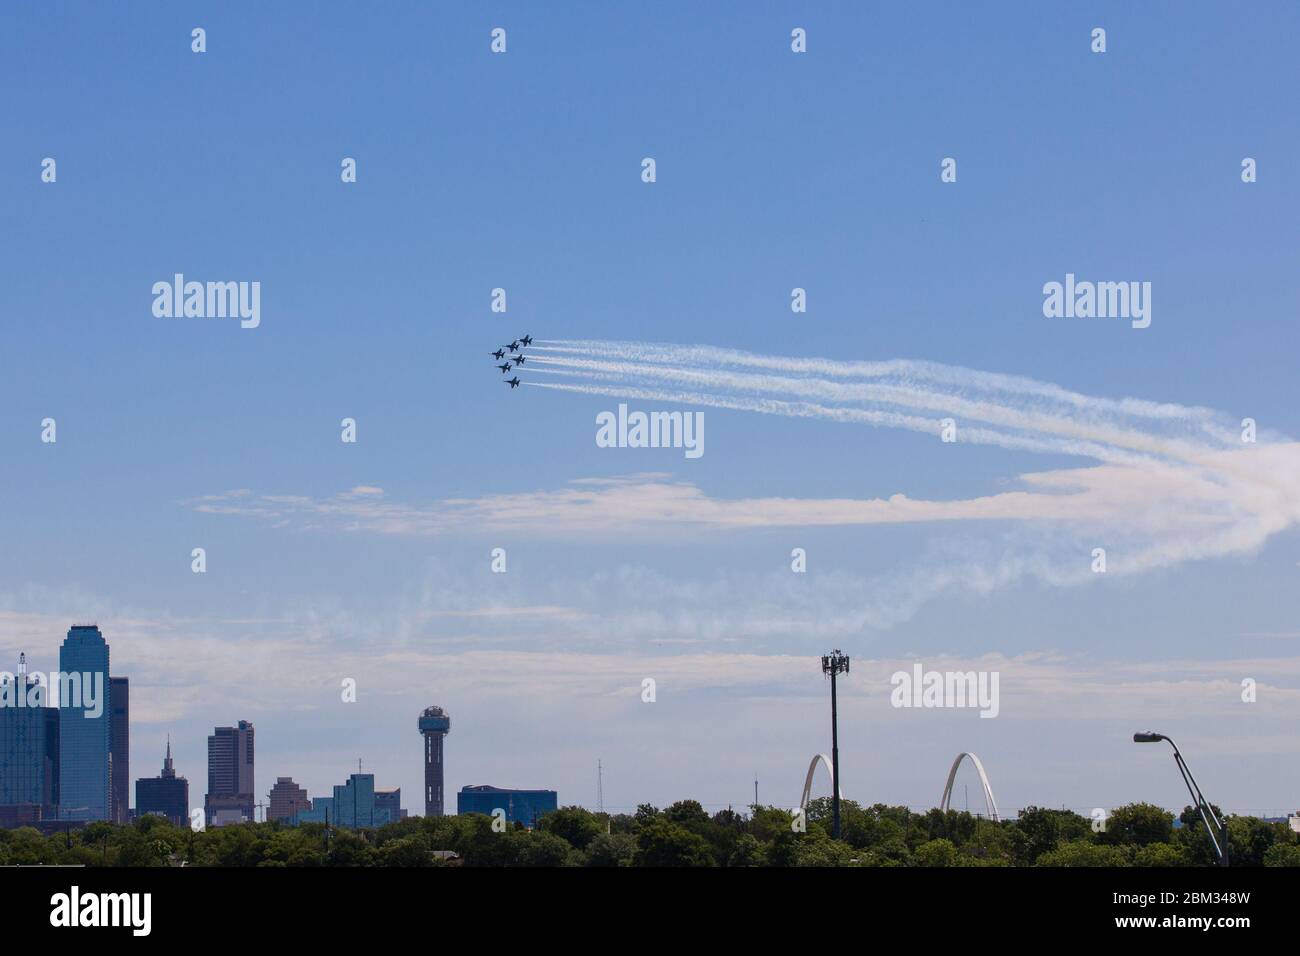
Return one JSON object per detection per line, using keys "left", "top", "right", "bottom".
{"left": 528, "top": 340, "right": 1250, "bottom": 466}
{"left": 526, "top": 339, "right": 1300, "bottom": 574}
{"left": 527, "top": 380, "right": 1131, "bottom": 462}
{"left": 534, "top": 339, "right": 1232, "bottom": 434}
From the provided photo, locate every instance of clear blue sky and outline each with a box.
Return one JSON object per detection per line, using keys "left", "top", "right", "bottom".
{"left": 1, "top": 2, "right": 1297, "bottom": 818}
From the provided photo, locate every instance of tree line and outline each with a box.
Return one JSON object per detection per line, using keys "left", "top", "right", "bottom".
{"left": 2, "top": 799, "right": 1297, "bottom": 866}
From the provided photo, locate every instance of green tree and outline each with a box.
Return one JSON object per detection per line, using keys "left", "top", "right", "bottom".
{"left": 1132, "top": 842, "right": 1192, "bottom": 866}
{"left": 662, "top": 800, "right": 709, "bottom": 826}
{"left": 748, "top": 805, "right": 798, "bottom": 843}
{"left": 633, "top": 818, "right": 714, "bottom": 867}
{"left": 792, "top": 830, "right": 857, "bottom": 867}
{"left": 1262, "top": 843, "right": 1300, "bottom": 866}
{"left": 1012, "top": 807, "right": 1092, "bottom": 866}
{"left": 4, "top": 827, "right": 58, "bottom": 866}
{"left": 325, "top": 829, "right": 376, "bottom": 867}
{"left": 1036, "top": 841, "right": 1130, "bottom": 867}
{"left": 959, "top": 818, "right": 1015, "bottom": 866}
{"left": 1224, "top": 815, "right": 1288, "bottom": 867}
{"left": 914, "top": 838, "right": 958, "bottom": 867}
{"left": 516, "top": 831, "right": 573, "bottom": 867}
{"left": 584, "top": 832, "right": 636, "bottom": 867}
{"left": 378, "top": 835, "right": 435, "bottom": 866}
{"left": 538, "top": 806, "right": 604, "bottom": 851}
{"left": 727, "top": 833, "right": 765, "bottom": 867}
{"left": 1101, "top": 803, "right": 1174, "bottom": 847}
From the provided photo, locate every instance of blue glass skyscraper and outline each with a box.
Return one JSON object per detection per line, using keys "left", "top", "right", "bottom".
{"left": 0, "top": 655, "right": 57, "bottom": 817}
{"left": 57, "top": 625, "right": 111, "bottom": 821}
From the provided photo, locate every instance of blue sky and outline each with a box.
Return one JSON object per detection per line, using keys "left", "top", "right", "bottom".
{"left": 1, "top": 2, "right": 1298, "bottom": 819}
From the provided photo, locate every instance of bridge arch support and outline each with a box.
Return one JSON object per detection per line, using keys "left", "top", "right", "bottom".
{"left": 939, "top": 752, "right": 1000, "bottom": 822}
{"left": 799, "top": 753, "right": 843, "bottom": 811}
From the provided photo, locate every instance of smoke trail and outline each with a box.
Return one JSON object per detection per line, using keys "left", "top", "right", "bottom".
{"left": 525, "top": 339, "right": 1300, "bottom": 576}
{"left": 527, "top": 341, "right": 1245, "bottom": 466}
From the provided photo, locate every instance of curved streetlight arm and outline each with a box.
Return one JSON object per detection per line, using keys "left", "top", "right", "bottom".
{"left": 1148, "top": 734, "right": 1229, "bottom": 867}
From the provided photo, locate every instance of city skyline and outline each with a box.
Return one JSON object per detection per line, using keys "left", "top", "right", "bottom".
{"left": 3, "top": 624, "right": 1296, "bottom": 824}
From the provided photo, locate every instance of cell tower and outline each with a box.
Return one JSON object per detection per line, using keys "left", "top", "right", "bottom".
{"left": 417, "top": 706, "right": 451, "bottom": 817}
{"left": 597, "top": 758, "right": 604, "bottom": 814}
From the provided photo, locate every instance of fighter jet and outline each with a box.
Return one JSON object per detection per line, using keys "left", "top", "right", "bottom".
{"left": 491, "top": 349, "right": 506, "bottom": 360}
{"left": 505, "top": 377, "right": 521, "bottom": 388}
{"left": 507, "top": 340, "right": 521, "bottom": 352}
{"left": 497, "top": 362, "right": 512, "bottom": 373}
{"left": 519, "top": 335, "right": 533, "bottom": 346}
{"left": 513, "top": 354, "right": 527, "bottom": 365}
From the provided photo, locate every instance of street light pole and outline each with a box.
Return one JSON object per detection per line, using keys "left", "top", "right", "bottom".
{"left": 1133, "top": 732, "right": 1229, "bottom": 866}
{"left": 821, "top": 650, "right": 850, "bottom": 840}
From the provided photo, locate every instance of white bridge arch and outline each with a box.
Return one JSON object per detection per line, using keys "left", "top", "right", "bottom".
{"left": 799, "top": 753, "right": 843, "bottom": 810}
{"left": 939, "top": 752, "right": 1000, "bottom": 822}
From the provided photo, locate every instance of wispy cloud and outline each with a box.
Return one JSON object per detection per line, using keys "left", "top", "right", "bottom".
{"left": 4, "top": 601, "right": 1294, "bottom": 724}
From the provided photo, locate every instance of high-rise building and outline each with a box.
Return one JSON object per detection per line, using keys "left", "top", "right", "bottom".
{"left": 135, "top": 737, "right": 188, "bottom": 826}
{"left": 205, "top": 720, "right": 254, "bottom": 826}
{"left": 58, "top": 625, "right": 111, "bottom": 822}
{"left": 268, "top": 777, "right": 311, "bottom": 823}
{"left": 43, "top": 703, "right": 60, "bottom": 813}
{"left": 0, "top": 654, "right": 60, "bottom": 826}
{"left": 418, "top": 705, "right": 450, "bottom": 817}
{"left": 109, "top": 677, "right": 129, "bottom": 823}
{"left": 457, "top": 785, "right": 557, "bottom": 828}
{"left": 333, "top": 773, "right": 377, "bottom": 828}
{"left": 294, "top": 773, "right": 393, "bottom": 828}
{"left": 375, "top": 787, "right": 405, "bottom": 822}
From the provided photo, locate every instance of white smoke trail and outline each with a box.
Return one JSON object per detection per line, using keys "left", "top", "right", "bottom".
{"left": 527, "top": 343, "right": 1241, "bottom": 466}
{"left": 534, "top": 340, "right": 1235, "bottom": 438}
{"left": 525, "top": 339, "right": 1300, "bottom": 577}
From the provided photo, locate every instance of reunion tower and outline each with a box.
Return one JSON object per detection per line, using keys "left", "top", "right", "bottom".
{"left": 418, "top": 706, "right": 451, "bottom": 816}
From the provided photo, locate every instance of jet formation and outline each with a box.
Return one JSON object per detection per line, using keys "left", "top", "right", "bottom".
{"left": 490, "top": 335, "right": 532, "bottom": 390}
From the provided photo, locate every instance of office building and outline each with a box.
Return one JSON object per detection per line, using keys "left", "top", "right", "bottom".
{"left": 0, "top": 655, "right": 60, "bottom": 825}
{"left": 57, "top": 625, "right": 111, "bottom": 822}
{"left": 109, "top": 676, "right": 129, "bottom": 823}
{"left": 418, "top": 705, "right": 450, "bottom": 817}
{"left": 268, "top": 777, "right": 311, "bottom": 823}
{"left": 375, "top": 787, "right": 405, "bottom": 822}
{"left": 135, "top": 738, "right": 189, "bottom": 826}
{"left": 457, "top": 785, "right": 557, "bottom": 827}
{"left": 206, "top": 720, "right": 255, "bottom": 826}
{"left": 294, "top": 774, "right": 394, "bottom": 828}
{"left": 297, "top": 796, "right": 334, "bottom": 825}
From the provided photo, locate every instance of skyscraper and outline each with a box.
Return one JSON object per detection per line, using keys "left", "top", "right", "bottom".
{"left": 375, "top": 787, "right": 405, "bottom": 822}
{"left": 205, "top": 720, "right": 255, "bottom": 826}
{"left": 268, "top": 777, "right": 310, "bottom": 823}
{"left": 417, "top": 705, "right": 450, "bottom": 817}
{"left": 135, "top": 737, "right": 188, "bottom": 826}
{"left": 293, "top": 773, "right": 394, "bottom": 828}
{"left": 0, "top": 654, "right": 59, "bottom": 826}
{"left": 58, "top": 625, "right": 111, "bottom": 822}
{"left": 109, "top": 676, "right": 129, "bottom": 823}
